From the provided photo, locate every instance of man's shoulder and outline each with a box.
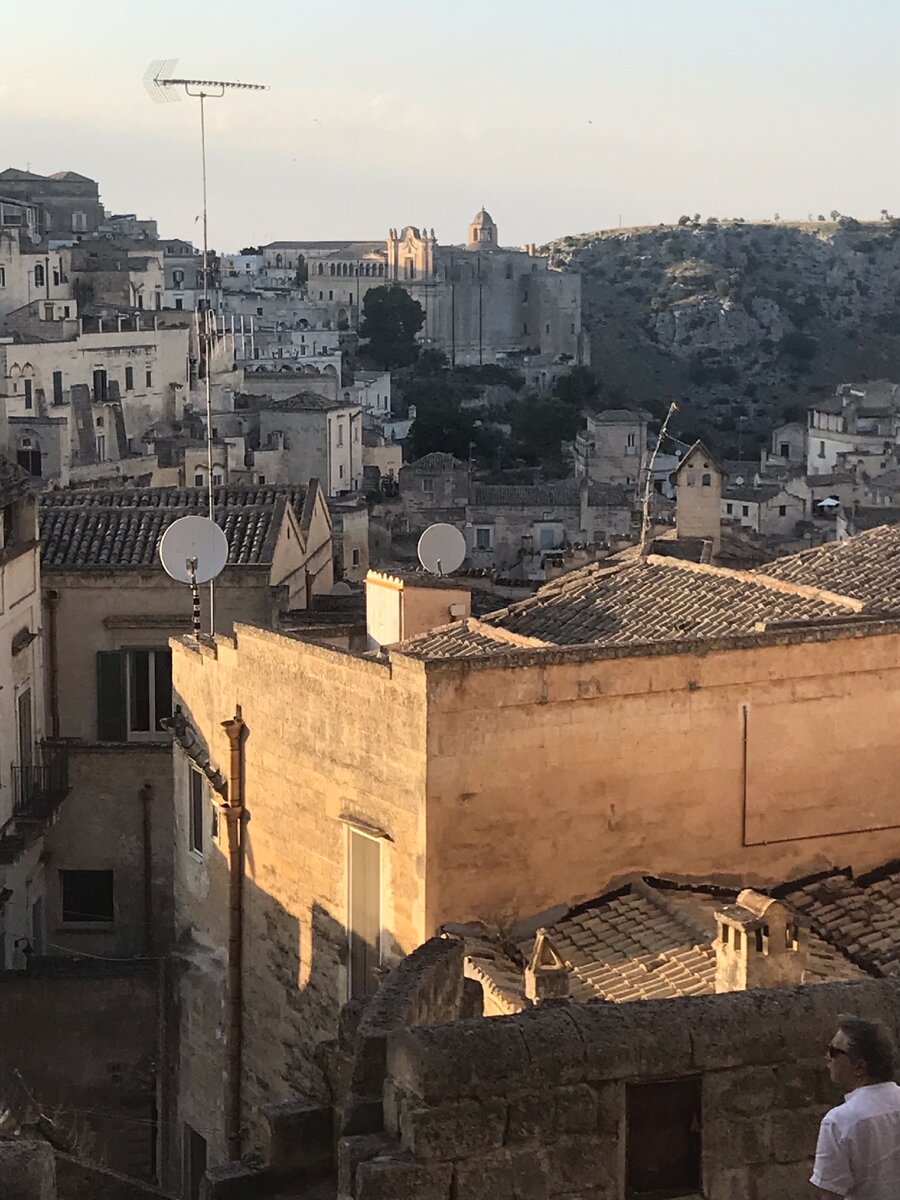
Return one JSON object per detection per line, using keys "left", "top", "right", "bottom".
{"left": 832, "top": 1083, "right": 900, "bottom": 1130}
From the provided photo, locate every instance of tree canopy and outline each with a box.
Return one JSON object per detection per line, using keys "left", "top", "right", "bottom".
{"left": 359, "top": 286, "right": 425, "bottom": 369}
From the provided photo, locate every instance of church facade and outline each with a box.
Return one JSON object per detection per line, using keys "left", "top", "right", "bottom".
{"left": 268, "top": 209, "right": 585, "bottom": 366}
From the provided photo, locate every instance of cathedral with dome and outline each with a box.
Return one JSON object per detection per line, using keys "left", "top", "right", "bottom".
{"left": 383, "top": 208, "right": 585, "bottom": 366}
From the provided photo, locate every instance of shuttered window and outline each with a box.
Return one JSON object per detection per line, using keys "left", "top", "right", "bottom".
{"left": 348, "top": 829, "right": 381, "bottom": 999}
{"left": 97, "top": 651, "right": 127, "bottom": 741}
{"left": 97, "top": 649, "right": 172, "bottom": 742}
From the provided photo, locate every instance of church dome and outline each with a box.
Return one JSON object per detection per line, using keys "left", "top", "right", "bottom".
{"left": 471, "top": 208, "right": 494, "bottom": 227}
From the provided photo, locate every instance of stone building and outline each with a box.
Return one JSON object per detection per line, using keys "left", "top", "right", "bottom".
{"left": 672, "top": 439, "right": 723, "bottom": 553}
{"left": 574, "top": 408, "right": 649, "bottom": 495}
{"left": 0, "top": 167, "right": 104, "bottom": 237}
{"left": 397, "top": 452, "right": 469, "bottom": 532}
{"left": 246, "top": 392, "right": 363, "bottom": 496}
{"left": 165, "top": 525, "right": 900, "bottom": 1181}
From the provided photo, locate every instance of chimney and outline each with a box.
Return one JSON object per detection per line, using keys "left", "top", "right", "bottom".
{"left": 713, "top": 890, "right": 807, "bottom": 993}
{"left": 524, "top": 928, "right": 570, "bottom": 1004}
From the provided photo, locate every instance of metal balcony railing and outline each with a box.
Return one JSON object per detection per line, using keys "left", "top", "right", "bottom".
{"left": 12, "top": 744, "right": 70, "bottom": 819}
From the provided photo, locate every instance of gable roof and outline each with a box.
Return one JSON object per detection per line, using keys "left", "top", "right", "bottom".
{"left": 39, "top": 484, "right": 310, "bottom": 570}
{"left": 672, "top": 440, "right": 722, "bottom": 478}
{"left": 255, "top": 391, "right": 353, "bottom": 413}
{"left": 758, "top": 525, "right": 900, "bottom": 610}
{"left": 403, "top": 452, "right": 467, "bottom": 472}
{"left": 397, "top": 555, "right": 868, "bottom": 659}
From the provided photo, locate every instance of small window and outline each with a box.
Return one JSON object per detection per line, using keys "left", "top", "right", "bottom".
{"left": 778, "top": 505, "right": 786, "bottom": 517}
{"left": 422, "top": 477, "right": 434, "bottom": 493}
{"left": 742, "top": 505, "right": 749, "bottom": 517}
{"left": 352, "top": 548, "right": 361, "bottom": 566}
{"left": 189, "top": 768, "right": 206, "bottom": 856}
{"left": 726, "top": 503, "right": 733, "bottom": 515}
{"left": 701, "top": 473, "right": 711, "bottom": 487}
{"left": 125, "top": 366, "right": 134, "bottom": 391}
{"left": 779, "top": 442, "right": 790, "bottom": 457}
{"left": 0, "top": 266, "right": 6, "bottom": 287}
{"left": 818, "top": 440, "right": 825, "bottom": 458}
{"left": 626, "top": 1078, "right": 701, "bottom": 1199}
{"left": 475, "top": 526, "right": 493, "bottom": 550}
{"left": 52, "top": 370, "right": 63, "bottom": 405}
{"left": 34, "top": 263, "right": 45, "bottom": 288}
{"left": 194, "top": 473, "right": 204, "bottom": 487}
{"left": 337, "top": 423, "right": 344, "bottom": 447}
{"left": 23, "top": 379, "right": 32, "bottom": 410}
{"left": 60, "top": 870, "right": 114, "bottom": 923}
{"left": 686, "top": 472, "right": 696, "bottom": 487}
{"left": 146, "top": 369, "right": 153, "bottom": 387}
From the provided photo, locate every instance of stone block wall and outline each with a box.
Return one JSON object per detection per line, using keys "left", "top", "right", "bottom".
{"left": 340, "top": 978, "right": 900, "bottom": 1200}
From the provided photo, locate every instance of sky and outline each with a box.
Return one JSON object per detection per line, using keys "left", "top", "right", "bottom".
{"left": 3, "top": 0, "right": 898, "bottom": 250}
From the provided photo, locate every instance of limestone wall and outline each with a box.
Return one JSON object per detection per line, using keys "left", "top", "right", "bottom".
{"left": 341, "top": 977, "right": 900, "bottom": 1200}
{"left": 422, "top": 626, "right": 900, "bottom": 927}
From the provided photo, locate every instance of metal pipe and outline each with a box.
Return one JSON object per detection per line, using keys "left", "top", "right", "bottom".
{"left": 44, "top": 589, "right": 60, "bottom": 738}
{"left": 221, "top": 709, "right": 245, "bottom": 1161}
{"left": 140, "top": 782, "right": 154, "bottom": 955}
{"left": 199, "top": 90, "right": 216, "bottom": 636}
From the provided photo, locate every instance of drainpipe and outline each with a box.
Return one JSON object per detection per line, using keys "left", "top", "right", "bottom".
{"left": 44, "top": 590, "right": 60, "bottom": 738}
{"left": 140, "top": 783, "right": 153, "bottom": 955}
{"left": 221, "top": 709, "right": 246, "bottom": 1161}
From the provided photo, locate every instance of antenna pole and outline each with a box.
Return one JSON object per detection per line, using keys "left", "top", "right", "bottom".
{"left": 639, "top": 400, "right": 678, "bottom": 559}
{"left": 188, "top": 558, "right": 201, "bottom": 636}
{"left": 199, "top": 89, "right": 216, "bottom": 636}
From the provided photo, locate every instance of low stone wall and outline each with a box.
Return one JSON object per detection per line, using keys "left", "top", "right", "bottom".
{"left": 341, "top": 977, "right": 900, "bottom": 1200}
{"left": 0, "top": 1143, "right": 171, "bottom": 1200}
{"left": 342, "top": 936, "right": 465, "bottom": 1135}
{"left": 55, "top": 1154, "right": 173, "bottom": 1199}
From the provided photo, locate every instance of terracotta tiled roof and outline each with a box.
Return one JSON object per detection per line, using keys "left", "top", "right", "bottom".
{"left": 398, "top": 555, "right": 865, "bottom": 658}
{"left": 40, "top": 485, "right": 307, "bottom": 569}
{"left": 758, "top": 525, "right": 900, "bottom": 610}
{"left": 403, "top": 452, "right": 466, "bottom": 472}
{"left": 529, "top": 877, "right": 867, "bottom": 1004}
{"left": 469, "top": 481, "right": 630, "bottom": 507}
{"left": 776, "top": 863, "right": 900, "bottom": 976}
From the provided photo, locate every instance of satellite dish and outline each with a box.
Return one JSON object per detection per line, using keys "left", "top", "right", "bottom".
{"left": 330, "top": 581, "right": 352, "bottom": 596}
{"left": 417, "top": 523, "right": 466, "bottom": 577}
{"left": 159, "top": 516, "right": 228, "bottom": 583}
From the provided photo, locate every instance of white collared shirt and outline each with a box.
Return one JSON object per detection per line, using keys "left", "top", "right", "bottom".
{"left": 811, "top": 1081, "right": 900, "bottom": 1199}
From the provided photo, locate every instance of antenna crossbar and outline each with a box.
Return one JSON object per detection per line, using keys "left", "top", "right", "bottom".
{"left": 159, "top": 77, "right": 268, "bottom": 92}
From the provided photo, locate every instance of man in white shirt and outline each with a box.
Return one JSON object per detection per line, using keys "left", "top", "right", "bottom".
{"left": 811, "top": 1015, "right": 900, "bottom": 1199}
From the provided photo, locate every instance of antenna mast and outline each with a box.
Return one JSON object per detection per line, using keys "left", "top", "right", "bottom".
{"left": 145, "top": 60, "right": 268, "bottom": 634}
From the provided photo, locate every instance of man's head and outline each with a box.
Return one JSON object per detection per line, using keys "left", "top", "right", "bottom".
{"left": 827, "top": 1016, "right": 896, "bottom": 1092}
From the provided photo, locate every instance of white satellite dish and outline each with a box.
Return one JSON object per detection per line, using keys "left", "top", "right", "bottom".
{"left": 330, "top": 581, "right": 353, "bottom": 596}
{"left": 159, "top": 516, "right": 228, "bottom": 583}
{"left": 417, "top": 523, "right": 466, "bottom": 577}
{"left": 159, "top": 516, "right": 229, "bottom": 635}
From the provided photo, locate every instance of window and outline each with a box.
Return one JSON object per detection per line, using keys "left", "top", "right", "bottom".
{"left": 726, "top": 503, "right": 733, "bottom": 515}
{"left": 96, "top": 649, "right": 172, "bottom": 741}
{"left": 212, "top": 471, "right": 223, "bottom": 486}
{"left": 52, "top": 370, "right": 63, "bottom": 405}
{"left": 145, "top": 369, "right": 152, "bottom": 388}
{"left": 34, "top": 263, "right": 45, "bottom": 288}
{"left": 348, "top": 828, "right": 382, "bottom": 999}
{"left": 60, "top": 870, "right": 114, "bottom": 923}
{"left": 778, "top": 505, "right": 786, "bottom": 517}
{"left": 189, "top": 768, "right": 207, "bottom": 856}
{"left": 701, "top": 473, "right": 711, "bottom": 486}
{"left": 125, "top": 366, "right": 134, "bottom": 391}
{"left": 175, "top": 298, "right": 183, "bottom": 311}
{"left": 17, "top": 688, "right": 32, "bottom": 770}
{"left": 23, "top": 379, "right": 32, "bottom": 410}
{"left": 52, "top": 268, "right": 60, "bottom": 286}
{"left": 475, "top": 526, "right": 493, "bottom": 550}
{"left": 352, "top": 548, "right": 361, "bottom": 567}
{"left": 779, "top": 442, "right": 790, "bottom": 457}
{"left": 422, "top": 476, "right": 434, "bottom": 493}
{"left": 627, "top": 433, "right": 636, "bottom": 448}
{"left": 626, "top": 1078, "right": 701, "bottom": 1198}
{"left": 819, "top": 441, "right": 826, "bottom": 458}
{"left": 92, "top": 368, "right": 108, "bottom": 402}
{"left": 742, "top": 505, "right": 749, "bottom": 517}
{"left": 71, "top": 212, "right": 87, "bottom": 233}
{"left": 95, "top": 434, "right": 106, "bottom": 462}
{"left": 337, "top": 423, "right": 344, "bottom": 447}
{"left": 43, "top": 304, "right": 54, "bottom": 321}
{"left": 0, "top": 266, "right": 5, "bottom": 287}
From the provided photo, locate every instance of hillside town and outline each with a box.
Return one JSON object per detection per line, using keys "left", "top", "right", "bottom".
{"left": 3, "top": 162, "right": 900, "bottom": 1200}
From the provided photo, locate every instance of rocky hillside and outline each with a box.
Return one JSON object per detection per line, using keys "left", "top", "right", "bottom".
{"left": 547, "top": 220, "right": 900, "bottom": 451}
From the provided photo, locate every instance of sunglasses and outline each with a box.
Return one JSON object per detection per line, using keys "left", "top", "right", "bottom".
{"left": 827, "top": 1045, "right": 849, "bottom": 1059}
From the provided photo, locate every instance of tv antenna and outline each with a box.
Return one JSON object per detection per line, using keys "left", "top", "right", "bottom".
{"left": 159, "top": 516, "right": 229, "bottom": 636}
{"left": 417, "top": 524, "right": 466, "bottom": 577}
{"left": 145, "top": 58, "right": 267, "bottom": 631}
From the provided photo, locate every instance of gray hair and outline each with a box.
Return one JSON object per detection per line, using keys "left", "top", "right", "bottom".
{"left": 837, "top": 1015, "right": 896, "bottom": 1083}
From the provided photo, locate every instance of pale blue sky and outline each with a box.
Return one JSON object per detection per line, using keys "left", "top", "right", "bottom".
{"left": 3, "top": 1, "right": 897, "bottom": 248}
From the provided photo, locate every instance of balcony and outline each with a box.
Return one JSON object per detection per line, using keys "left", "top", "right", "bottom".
{"left": 13, "top": 745, "right": 70, "bottom": 820}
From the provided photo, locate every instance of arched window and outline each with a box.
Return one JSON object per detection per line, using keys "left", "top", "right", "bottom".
{"left": 330, "top": 264, "right": 335, "bottom": 276}
{"left": 317, "top": 263, "right": 324, "bottom": 275}
{"left": 275, "top": 253, "right": 283, "bottom": 267}
{"left": 34, "top": 264, "right": 45, "bottom": 287}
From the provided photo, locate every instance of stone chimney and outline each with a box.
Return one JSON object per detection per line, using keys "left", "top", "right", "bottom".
{"left": 713, "top": 890, "right": 807, "bottom": 993}
{"left": 524, "top": 928, "right": 570, "bottom": 1004}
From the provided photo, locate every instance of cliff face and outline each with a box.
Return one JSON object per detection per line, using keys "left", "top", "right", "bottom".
{"left": 547, "top": 221, "right": 900, "bottom": 439}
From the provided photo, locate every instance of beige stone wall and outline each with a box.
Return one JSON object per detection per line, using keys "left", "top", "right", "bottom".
{"left": 675, "top": 449, "right": 722, "bottom": 550}
{"left": 170, "top": 627, "right": 429, "bottom": 1166}
{"left": 43, "top": 744, "right": 174, "bottom": 958}
{"left": 422, "top": 628, "right": 900, "bottom": 928}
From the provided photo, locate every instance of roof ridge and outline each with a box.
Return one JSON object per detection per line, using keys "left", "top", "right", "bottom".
{"left": 647, "top": 554, "right": 865, "bottom": 612}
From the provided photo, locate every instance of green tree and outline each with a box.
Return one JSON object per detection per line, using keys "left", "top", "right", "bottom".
{"left": 554, "top": 366, "right": 600, "bottom": 408}
{"left": 358, "top": 286, "right": 425, "bottom": 369}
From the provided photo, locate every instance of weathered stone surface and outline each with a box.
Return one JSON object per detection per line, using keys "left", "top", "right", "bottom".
{"left": 749, "top": 1159, "right": 811, "bottom": 1200}
{"left": 513, "top": 1007, "right": 587, "bottom": 1087}
{"left": 355, "top": 1156, "right": 452, "bottom": 1200}
{"left": 706, "top": 1165, "right": 752, "bottom": 1200}
{"left": 453, "top": 1146, "right": 550, "bottom": 1200}
{"left": 568, "top": 1000, "right": 693, "bottom": 1081}
{"left": 553, "top": 1084, "right": 598, "bottom": 1134}
{"left": 542, "top": 1135, "right": 617, "bottom": 1194}
{"left": 200, "top": 1161, "right": 268, "bottom": 1200}
{"left": 400, "top": 1097, "right": 507, "bottom": 1159}
{"left": 337, "top": 1133, "right": 395, "bottom": 1198}
{"left": 262, "top": 1098, "right": 334, "bottom": 1179}
{"left": 55, "top": 1154, "right": 170, "bottom": 1199}
{"left": 387, "top": 1021, "right": 530, "bottom": 1102}
{"left": 341, "top": 1093, "right": 384, "bottom": 1137}
{"left": 0, "top": 1140, "right": 55, "bottom": 1200}
{"left": 505, "top": 1091, "right": 554, "bottom": 1143}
